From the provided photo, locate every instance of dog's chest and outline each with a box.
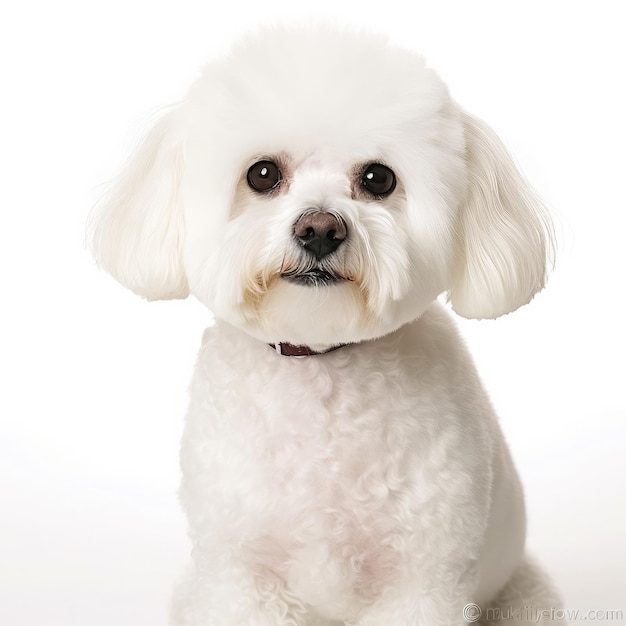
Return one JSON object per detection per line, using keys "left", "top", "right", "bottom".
{"left": 181, "top": 319, "right": 490, "bottom": 617}
{"left": 211, "top": 347, "right": 420, "bottom": 513}
{"left": 192, "top": 328, "right": 450, "bottom": 518}
{"left": 195, "top": 341, "right": 427, "bottom": 612}
{"left": 184, "top": 320, "right": 465, "bottom": 525}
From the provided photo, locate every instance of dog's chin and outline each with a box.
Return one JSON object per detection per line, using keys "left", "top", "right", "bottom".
{"left": 233, "top": 277, "right": 417, "bottom": 351}
{"left": 238, "top": 278, "right": 368, "bottom": 349}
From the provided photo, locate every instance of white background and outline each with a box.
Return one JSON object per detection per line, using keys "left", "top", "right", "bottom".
{"left": 1, "top": 1, "right": 624, "bottom": 624}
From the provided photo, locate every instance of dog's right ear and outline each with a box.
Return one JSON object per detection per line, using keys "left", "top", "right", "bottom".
{"left": 88, "top": 110, "right": 189, "bottom": 300}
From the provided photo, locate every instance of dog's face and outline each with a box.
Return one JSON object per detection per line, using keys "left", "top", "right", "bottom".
{"left": 90, "top": 28, "right": 553, "bottom": 347}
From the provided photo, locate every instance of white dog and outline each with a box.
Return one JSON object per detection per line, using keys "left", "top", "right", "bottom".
{"left": 90, "top": 26, "right": 562, "bottom": 626}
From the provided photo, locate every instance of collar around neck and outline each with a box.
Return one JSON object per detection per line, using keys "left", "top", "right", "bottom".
{"left": 268, "top": 342, "right": 348, "bottom": 357}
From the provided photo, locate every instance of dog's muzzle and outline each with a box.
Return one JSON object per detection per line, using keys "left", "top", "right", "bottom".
{"left": 281, "top": 210, "right": 348, "bottom": 286}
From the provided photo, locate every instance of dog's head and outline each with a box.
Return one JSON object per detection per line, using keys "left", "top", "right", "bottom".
{"left": 90, "top": 27, "right": 553, "bottom": 348}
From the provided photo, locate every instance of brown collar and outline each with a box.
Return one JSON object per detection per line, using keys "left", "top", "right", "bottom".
{"left": 269, "top": 342, "right": 348, "bottom": 357}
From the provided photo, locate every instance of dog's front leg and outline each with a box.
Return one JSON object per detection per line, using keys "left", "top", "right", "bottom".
{"left": 349, "top": 570, "right": 476, "bottom": 626}
{"left": 250, "top": 567, "right": 309, "bottom": 626}
{"left": 171, "top": 559, "right": 309, "bottom": 626}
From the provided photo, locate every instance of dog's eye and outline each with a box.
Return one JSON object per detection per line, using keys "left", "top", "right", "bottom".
{"left": 361, "top": 163, "right": 396, "bottom": 197}
{"left": 247, "top": 160, "right": 282, "bottom": 193}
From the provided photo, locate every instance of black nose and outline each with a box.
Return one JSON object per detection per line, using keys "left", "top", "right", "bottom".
{"left": 294, "top": 211, "right": 347, "bottom": 260}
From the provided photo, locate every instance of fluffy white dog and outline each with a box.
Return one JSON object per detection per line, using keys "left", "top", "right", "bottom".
{"left": 90, "top": 26, "right": 562, "bottom": 626}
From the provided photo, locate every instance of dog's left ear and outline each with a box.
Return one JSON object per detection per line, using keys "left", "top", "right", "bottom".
{"left": 449, "top": 112, "right": 554, "bottom": 319}
{"left": 88, "top": 110, "right": 189, "bottom": 300}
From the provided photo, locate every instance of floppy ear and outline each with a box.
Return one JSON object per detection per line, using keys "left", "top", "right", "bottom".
{"left": 449, "top": 112, "right": 554, "bottom": 319}
{"left": 88, "top": 111, "right": 189, "bottom": 300}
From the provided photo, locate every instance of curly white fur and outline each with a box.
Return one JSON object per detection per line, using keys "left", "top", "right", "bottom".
{"left": 89, "top": 26, "right": 561, "bottom": 626}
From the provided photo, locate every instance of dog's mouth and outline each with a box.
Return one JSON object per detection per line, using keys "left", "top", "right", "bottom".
{"left": 281, "top": 268, "right": 343, "bottom": 287}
